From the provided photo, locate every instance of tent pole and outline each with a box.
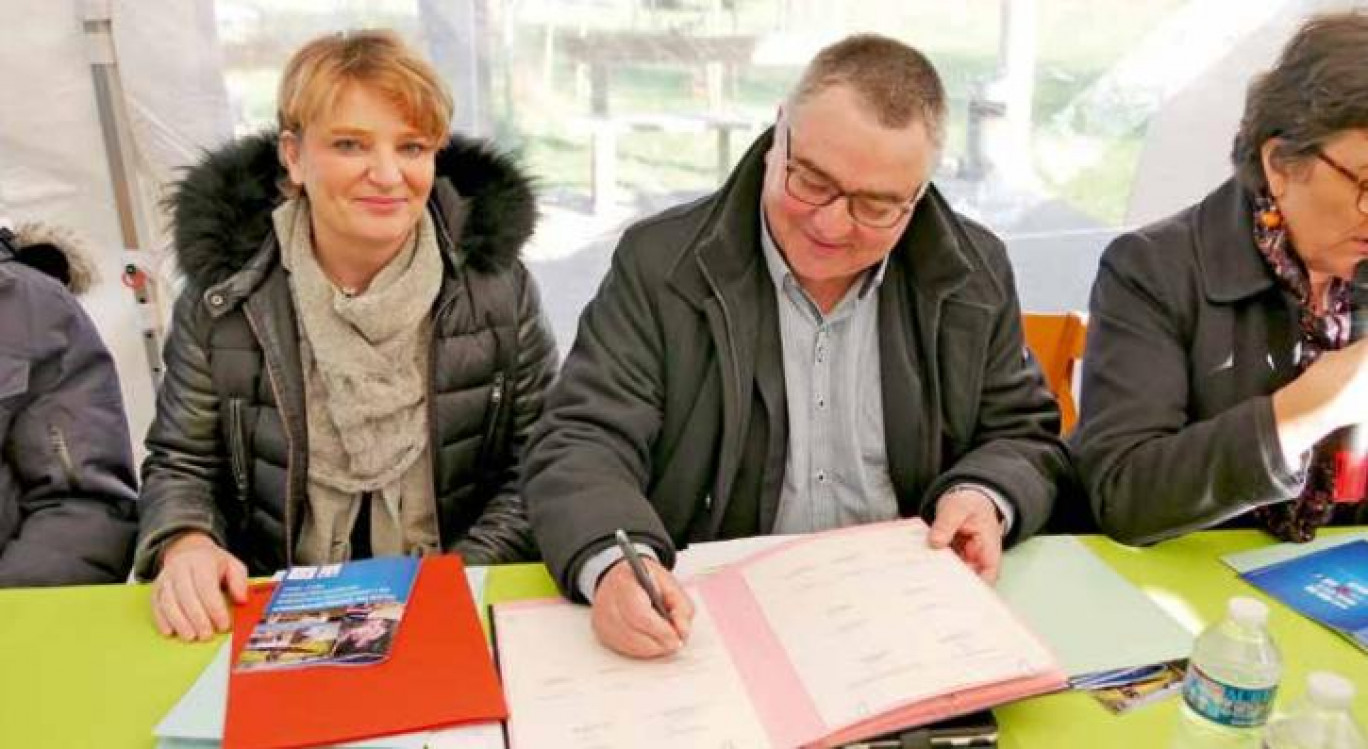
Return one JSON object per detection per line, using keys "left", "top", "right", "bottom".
{"left": 81, "top": 0, "right": 165, "bottom": 384}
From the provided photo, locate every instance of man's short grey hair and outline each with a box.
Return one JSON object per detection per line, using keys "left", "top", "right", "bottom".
{"left": 1232, "top": 11, "right": 1368, "bottom": 192}
{"left": 788, "top": 34, "right": 948, "bottom": 150}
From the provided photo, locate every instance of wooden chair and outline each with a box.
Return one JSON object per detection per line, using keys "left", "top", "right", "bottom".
{"left": 1021, "top": 312, "right": 1088, "bottom": 435}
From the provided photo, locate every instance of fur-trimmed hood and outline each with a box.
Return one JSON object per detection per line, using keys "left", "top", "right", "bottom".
{"left": 0, "top": 222, "right": 100, "bottom": 294}
{"left": 169, "top": 132, "right": 538, "bottom": 288}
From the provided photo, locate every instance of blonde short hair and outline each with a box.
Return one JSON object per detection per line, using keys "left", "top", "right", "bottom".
{"left": 277, "top": 29, "right": 453, "bottom": 143}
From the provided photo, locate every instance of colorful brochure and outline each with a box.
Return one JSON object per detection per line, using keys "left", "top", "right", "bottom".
{"left": 236, "top": 556, "right": 419, "bottom": 672}
{"left": 1071, "top": 659, "right": 1187, "bottom": 714}
{"left": 1239, "top": 538, "right": 1368, "bottom": 652}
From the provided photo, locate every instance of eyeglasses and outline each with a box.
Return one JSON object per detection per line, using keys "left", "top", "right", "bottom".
{"left": 1315, "top": 150, "right": 1368, "bottom": 216}
{"left": 783, "top": 125, "right": 921, "bottom": 229}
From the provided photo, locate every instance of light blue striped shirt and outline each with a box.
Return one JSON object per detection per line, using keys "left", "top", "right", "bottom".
{"left": 759, "top": 209, "right": 1012, "bottom": 539}
{"left": 760, "top": 213, "right": 899, "bottom": 532}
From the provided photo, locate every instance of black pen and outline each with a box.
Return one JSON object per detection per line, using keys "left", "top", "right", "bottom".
{"left": 613, "top": 528, "right": 670, "bottom": 621}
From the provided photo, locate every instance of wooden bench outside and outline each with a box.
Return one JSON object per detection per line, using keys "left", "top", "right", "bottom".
{"left": 571, "top": 112, "right": 761, "bottom": 212}
{"left": 559, "top": 30, "right": 762, "bottom": 212}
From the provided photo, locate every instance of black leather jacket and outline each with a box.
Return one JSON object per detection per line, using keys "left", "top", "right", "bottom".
{"left": 134, "top": 133, "right": 557, "bottom": 578}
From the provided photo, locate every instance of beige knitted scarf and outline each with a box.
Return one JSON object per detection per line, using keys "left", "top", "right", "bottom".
{"left": 274, "top": 197, "right": 442, "bottom": 493}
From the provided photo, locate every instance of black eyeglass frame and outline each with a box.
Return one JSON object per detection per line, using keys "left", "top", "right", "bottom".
{"left": 782, "top": 125, "right": 923, "bottom": 229}
{"left": 1314, "top": 149, "right": 1368, "bottom": 216}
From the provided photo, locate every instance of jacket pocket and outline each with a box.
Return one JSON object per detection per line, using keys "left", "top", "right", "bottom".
{"left": 476, "top": 371, "right": 508, "bottom": 472}
{"left": 225, "top": 397, "right": 252, "bottom": 507}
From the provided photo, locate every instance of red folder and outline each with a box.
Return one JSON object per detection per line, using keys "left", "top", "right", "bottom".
{"left": 224, "top": 554, "right": 506, "bottom": 749}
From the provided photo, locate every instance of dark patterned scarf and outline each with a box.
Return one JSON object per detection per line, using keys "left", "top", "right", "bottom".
{"left": 1250, "top": 191, "right": 1356, "bottom": 541}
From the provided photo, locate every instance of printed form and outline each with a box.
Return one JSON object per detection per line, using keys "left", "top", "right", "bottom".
{"left": 495, "top": 520, "right": 1066, "bottom": 748}
{"left": 497, "top": 598, "right": 770, "bottom": 749}
{"left": 741, "top": 522, "right": 1057, "bottom": 729}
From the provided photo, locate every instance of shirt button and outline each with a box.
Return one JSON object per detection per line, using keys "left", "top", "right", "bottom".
{"left": 817, "top": 397, "right": 826, "bottom": 409}
{"left": 816, "top": 471, "right": 827, "bottom": 483}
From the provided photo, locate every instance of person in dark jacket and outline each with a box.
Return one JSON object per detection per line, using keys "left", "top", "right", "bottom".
{"left": 524, "top": 35, "right": 1067, "bottom": 659}
{"left": 1072, "top": 11, "right": 1368, "bottom": 546}
{"left": 0, "top": 222, "right": 138, "bottom": 586}
{"left": 137, "top": 30, "right": 557, "bottom": 641}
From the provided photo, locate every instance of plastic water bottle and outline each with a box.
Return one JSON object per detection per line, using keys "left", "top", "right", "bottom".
{"left": 1263, "top": 672, "right": 1366, "bottom": 749}
{"left": 1172, "top": 597, "right": 1282, "bottom": 748}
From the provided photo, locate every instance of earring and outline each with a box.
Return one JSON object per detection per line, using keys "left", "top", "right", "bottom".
{"left": 1259, "top": 204, "right": 1283, "bottom": 230}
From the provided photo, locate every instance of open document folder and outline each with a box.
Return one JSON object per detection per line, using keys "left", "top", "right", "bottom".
{"left": 494, "top": 518, "right": 1068, "bottom": 749}
{"left": 674, "top": 532, "right": 1195, "bottom": 680}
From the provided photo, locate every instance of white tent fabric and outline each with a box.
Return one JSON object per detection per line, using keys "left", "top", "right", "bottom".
{"left": 114, "top": 1, "right": 234, "bottom": 203}
{"left": 0, "top": 0, "right": 230, "bottom": 459}
{"left": 1126, "top": 0, "right": 1356, "bottom": 225}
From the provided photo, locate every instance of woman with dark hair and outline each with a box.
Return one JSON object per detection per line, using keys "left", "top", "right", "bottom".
{"left": 1073, "top": 11, "right": 1368, "bottom": 545}
{"left": 136, "top": 30, "right": 557, "bottom": 641}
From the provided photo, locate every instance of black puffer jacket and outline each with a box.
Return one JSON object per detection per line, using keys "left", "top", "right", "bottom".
{"left": 134, "top": 133, "right": 557, "bottom": 579}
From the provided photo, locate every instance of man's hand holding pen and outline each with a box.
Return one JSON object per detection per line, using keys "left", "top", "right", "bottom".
{"left": 590, "top": 531, "right": 696, "bottom": 659}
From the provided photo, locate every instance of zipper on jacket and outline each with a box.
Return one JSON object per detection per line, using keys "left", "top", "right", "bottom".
{"left": 226, "top": 397, "right": 251, "bottom": 508}
{"left": 489, "top": 371, "right": 505, "bottom": 408}
{"left": 424, "top": 186, "right": 470, "bottom": 549}
{"left": 479, "top": 371, "right": 507, "bottom": 463}
{"left": 426, "top": 327, "right": 445, "bottom": 551}
{"left": 695, "top": 260, "right": 743, "bottom": 513}
{"left": 48, "top": 425, "right": 79, "bottom": 488}
{"left": 243, "top": 306, "right": 296, "bottom": 567}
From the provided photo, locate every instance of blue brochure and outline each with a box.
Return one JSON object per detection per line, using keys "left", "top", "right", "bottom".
{"left": 236, "top": 555, "right": 420, "bottom": 672}
{"left": 1240, "top": 539, "right": 1368, "bottom": 652}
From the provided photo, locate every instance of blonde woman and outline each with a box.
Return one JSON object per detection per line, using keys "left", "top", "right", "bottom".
{"left": 137, "top": 30, "right": 556, "bottom": 641}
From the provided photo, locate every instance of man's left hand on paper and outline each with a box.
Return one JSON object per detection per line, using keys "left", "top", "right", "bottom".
{"left": 928, "top": 489, "right": 1004, "bottom": 583}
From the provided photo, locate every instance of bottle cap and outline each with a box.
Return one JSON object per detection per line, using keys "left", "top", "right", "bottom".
{"left": 1306, "top": 671, "right": 1354, "bottom": 709}
{"left": 1227, "top": 596, "right": 1268, "bottom": 626}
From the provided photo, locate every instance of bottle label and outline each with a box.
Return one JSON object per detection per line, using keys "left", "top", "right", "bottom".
{"left": 1182, "top": 663, "right": 1277, "bottom": 727}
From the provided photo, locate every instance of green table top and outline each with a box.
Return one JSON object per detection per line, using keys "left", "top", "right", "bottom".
{"left": 1, "top": 529, "right": 1363, "bottom": 748}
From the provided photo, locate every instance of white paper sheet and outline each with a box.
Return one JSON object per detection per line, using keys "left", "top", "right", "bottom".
{"left": 496, "top": 598, "right": 770, "bottom": 749}
{"left": 741, "top": 522, "right": 1055, "bottom": 729}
